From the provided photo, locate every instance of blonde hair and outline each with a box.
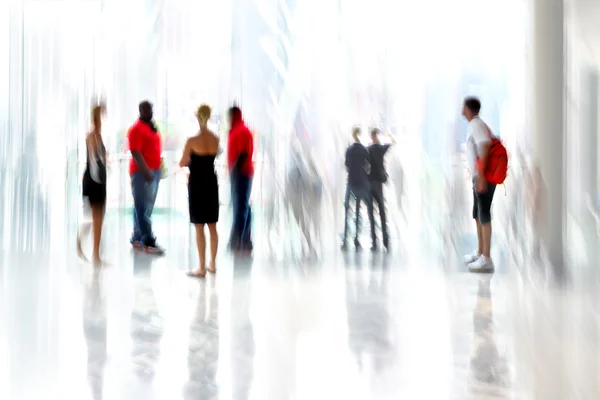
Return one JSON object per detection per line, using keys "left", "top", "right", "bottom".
{"left": 196, "top": 104, "right": 211, "bottom": 122}
{"left": 91, "top": 104, "right": 105, "bottom": 128}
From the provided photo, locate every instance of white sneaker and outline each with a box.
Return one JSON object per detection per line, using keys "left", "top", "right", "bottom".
{"left": 468, "top": 256, "right": 494, "bottom": 273}
{"left": 463, "top": 253, "right": 481, "bottom": 264}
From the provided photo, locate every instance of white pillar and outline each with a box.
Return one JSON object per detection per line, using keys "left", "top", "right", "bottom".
{"left": 531, "top": 0, "right": 565, "bottom": 271}
{"left": 581, "top": 68, "right": 599, "bottom": 261}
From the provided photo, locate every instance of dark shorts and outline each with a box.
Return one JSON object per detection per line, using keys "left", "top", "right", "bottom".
{"left": 82, "top": 173, "right": 106, "bottom": 207}
{"left": 472, "top": 183, "right": 496, "bottom": 224}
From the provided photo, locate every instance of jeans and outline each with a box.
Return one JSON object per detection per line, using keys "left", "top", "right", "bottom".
{"left": 371, "top": 181, "right": 389, "bottom": 246}
{"left": 130, "top": 169, "right": 160, "bottom": 245}
{"left": 230, "top": 172, "right": 252, "bottom": 248}
{"left": 343, "top": 184, "right": 376, "bottom": 245}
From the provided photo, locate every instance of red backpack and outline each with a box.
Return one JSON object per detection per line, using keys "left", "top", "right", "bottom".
{"left": 479, "top": 136, "right": 508, "bottom": 184}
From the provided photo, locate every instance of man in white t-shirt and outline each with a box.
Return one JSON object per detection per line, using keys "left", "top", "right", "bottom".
{"left": 462, "top": 97, "right": 496, "bottom": 272}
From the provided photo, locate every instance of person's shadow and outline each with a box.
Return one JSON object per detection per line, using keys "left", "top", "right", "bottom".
{"left": 130, "top": 251, "right": 163, "bottom": 382}
{"left": 82, "top": 269, "right": 107, "bottom": 400}
{"left": 229, "top": 255, "right": 255, "bottom": 398}
{"left": 468, "top": 277, "right": 508, "bottom": 392}
{"left": 344, "top": 252, "right": 395, "bottom": 373}
{"left": 184, "top": 275, "right": 220, "bottom": 399}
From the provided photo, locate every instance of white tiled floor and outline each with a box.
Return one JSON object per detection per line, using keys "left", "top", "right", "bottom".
{"left": 1, "top": 213, "right": 600, "bottom": 400}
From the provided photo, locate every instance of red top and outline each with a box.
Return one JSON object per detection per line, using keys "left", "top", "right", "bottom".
{"left": 127, "top": 120, "right": 162, "bottom": 175}
{"left": 227, "top": 117, "right": 254, "bottom": 177}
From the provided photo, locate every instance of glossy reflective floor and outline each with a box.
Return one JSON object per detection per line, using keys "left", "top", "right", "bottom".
{"left": 1, "top": 213, "right": 600, "bottom": 400}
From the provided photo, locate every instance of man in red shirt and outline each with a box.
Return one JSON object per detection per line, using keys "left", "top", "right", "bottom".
{"left": 227, "top": 106, "right": 254, "bottom": 251}
{"left": 128, "top": 101, "right": 164, "bottom": 254}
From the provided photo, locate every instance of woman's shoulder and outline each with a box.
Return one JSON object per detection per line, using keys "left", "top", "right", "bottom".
{"left": 205, "top": 130, "right": 220, "bottom": 141}
{"left": 199, "top": 130, "right": 220, "bottom": 145}
{"left": 188, "top": 132, "right": 219, "bottom": 154}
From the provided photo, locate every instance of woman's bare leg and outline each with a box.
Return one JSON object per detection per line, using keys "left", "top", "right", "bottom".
{"left": 77, "top": 222, "right": 92, "bottom": 262}
{"left": 91, "top": 204, "right": 105, "bottom": 265}
{"left": 189, "top": 224, "right": 207, "bottom": 277}
{"left": 207, "top": 223, "right": 218, "bottom": 273}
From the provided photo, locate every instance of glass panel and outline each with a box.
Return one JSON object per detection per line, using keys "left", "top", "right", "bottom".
{"left": 0, "top": 1, "right": 99, "bottom": 252}
{"left": 0, "top": 0, "right": 530, "bottom": 255}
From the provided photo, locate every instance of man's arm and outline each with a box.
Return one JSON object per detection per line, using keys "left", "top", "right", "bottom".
{"left": 477, "top": 142, "right": 491, "bottom": 174}
{"left": 473, "top": 122, "right": 492, "bottom": 191}
{"left": 344, "top": 147, "right": 350, "bottom": 170}
{"left": 233, "top": 153, "right": 248, "bottom": 173}
{"left": 128, "top": 127, "right": 153, "bottom": 179}
{"left": 232, "top": 130, "right": 251, "bottom": 174}
{"left": 131, "top": 152, "right": 152, "bottom": 175}
{"left": 386, "top": 130, "right": 396, "bottom": 145}
{"left": 474, "top": 122, "right": 492, "bottom": 176}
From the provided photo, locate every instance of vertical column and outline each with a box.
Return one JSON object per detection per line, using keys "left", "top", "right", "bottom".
{"left": 529, "top": 8, "right": 568, "bottom": 400}
{"left": 531, "top": 0, "right": 564, "bottom": 272}
{"left": 581, "top": 68, "right": 598, "bottom": 261}
{"left": 0, "top": 0, "right": 10, "bottom": 251}
{"left": 7, "top": 1, "right": 24, "bottom": 174}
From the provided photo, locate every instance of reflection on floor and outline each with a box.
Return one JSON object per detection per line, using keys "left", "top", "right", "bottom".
{"left": 1, "top": 217, "right": 600, "bottom": 400}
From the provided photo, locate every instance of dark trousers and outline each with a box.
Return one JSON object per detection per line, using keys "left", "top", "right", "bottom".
{"left": 130, "top": 169, "right": 160, "bottom": 245}
{"left": 371, "top": 181, "right": 389, "bottom": 246}
{"left": 230, "top": 172, "right": 252, "bottom": 248}
{"left": 472, "top": 183, "right": 496, "bottom": 224}
{"left": 343, "top": 185, "right": 376, "bottom": 245}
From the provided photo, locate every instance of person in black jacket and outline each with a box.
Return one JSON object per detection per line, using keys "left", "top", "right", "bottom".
{"left": 342, "top": 127, "right": 376, "bottom": 251}
{"left": 368, "top": 127, "right": 395, "bottom": 250}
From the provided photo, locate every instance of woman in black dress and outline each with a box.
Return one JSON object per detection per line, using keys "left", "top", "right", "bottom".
{"left": 179, "top": 104, "right": 220, "bottom": 277}
{"left": 77, "top": 104, "right": 107, "bottom": 265}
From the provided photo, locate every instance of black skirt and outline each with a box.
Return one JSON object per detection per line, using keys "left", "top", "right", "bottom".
{"left": 82, "top": 167, "right": 107, "bottom": 206}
